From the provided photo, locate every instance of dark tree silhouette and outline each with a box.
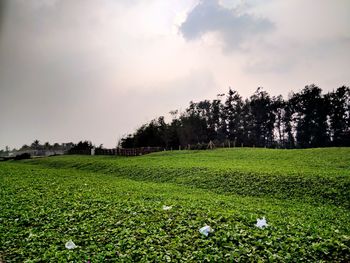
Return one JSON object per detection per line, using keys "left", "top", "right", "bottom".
{"left": 249, "top": 88, "right": 275, "bottom": 147}
{"left": 224, "top": 88, "right": 244, "bottom": 146}
{"left": 31, "top": 140, "right": 40, "bottom": 150}
{"left": 272, "top": 95, "right": 285, "bottom": 147}
{"left": 68, "top": 141, "right": 93, "bottom": 154}
{"left": 290, "top": 85, "right": 330, "bottom": 148}
{"left": 283, "top": 100, "right": 295, "bottom": 148}
{"left": 327, "top": 86, "right": 350, "bottom": 146}
{"left": 119, "top": 85, "right": 350, "bottom": 149}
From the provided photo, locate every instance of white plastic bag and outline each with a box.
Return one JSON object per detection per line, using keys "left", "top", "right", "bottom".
{"left": 65, "top": 240, "right": 77, "bottom": 250}
{"left": 162, "top": 205, "right": 172, "bottom": 211}
{"left": 199, "top": 225, "right": 214, "bottom": 236}
{"left": 255, "top": 217, "right": 268, "bottom": 228}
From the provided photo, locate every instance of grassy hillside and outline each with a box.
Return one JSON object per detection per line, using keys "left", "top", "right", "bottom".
{"left": 29, "top": 147, "right": 350, "bottom": 177}
{"left": 27, "top": 147, "right": 350, "bottom": 207}
{"left": 1, "top": 148, "right": 349, "bottom": 261}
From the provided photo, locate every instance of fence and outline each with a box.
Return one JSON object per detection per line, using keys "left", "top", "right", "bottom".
{"left": 116, "top": 147, "right": 162, "bottom": 156}
{"left": 69, "top": 141, "right": 269, "bottom": 157}
{"left": 95, "top": 148, "right": 116, "bottom": 155}
{"left": 69, "top": 147, "right": 163, "bottom": 157}
{"left": 68, "top": 149, "right": 91, "bottom": 155}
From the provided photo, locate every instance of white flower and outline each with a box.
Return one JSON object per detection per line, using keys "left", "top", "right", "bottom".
{"left": 65, "top": 240, "right": 77, "bottom": 250}
{"left": 256, "top": 217, "right": 268, "bottom": 228}
{"left": 199, "top": 225, "right": 214, "bottom": 236}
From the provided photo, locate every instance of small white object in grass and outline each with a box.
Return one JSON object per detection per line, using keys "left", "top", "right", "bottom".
{"left": 65, "top": 240, "right": 77, "bottom": 250}
{"left": 162, "top": 205, "right": 172, "bottom": 211}
{"left": 199, "top": 225, "right": 214, "bottom": 236}
{"left": 256, "top": 217, "right": 268, "bottom": 228}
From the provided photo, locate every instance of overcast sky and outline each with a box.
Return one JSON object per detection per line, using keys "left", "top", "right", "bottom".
{"left": 1, "top": 0, "right": 349, "bottom": 149}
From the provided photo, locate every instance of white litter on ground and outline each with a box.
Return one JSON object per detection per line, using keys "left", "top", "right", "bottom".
{"left": 256, "top": 217, "right": 268, "bottom": 228}
{"left": 65, "top": 240, "right": 77, "bottom": 250}
{"left": 162, "top": 205, "right": 172, "bottom": 210}
{"left": 199, "top": 225, "right": 214, "bottom": 236}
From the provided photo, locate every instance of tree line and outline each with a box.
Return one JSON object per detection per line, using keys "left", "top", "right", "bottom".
{"left": 120, "top": 85, "right": 350, "bottom": 149}
{"left": 0, "top": 141, "right": 92, "bottom": 157}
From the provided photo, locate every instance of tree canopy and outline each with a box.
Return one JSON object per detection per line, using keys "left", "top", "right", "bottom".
{"left": 120, "top": 85, "right": 350, "bottom": 149}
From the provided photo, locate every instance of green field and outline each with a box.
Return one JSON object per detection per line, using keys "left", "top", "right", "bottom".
{"left": 1, "top": 148, "right": 349, "bottom": 262}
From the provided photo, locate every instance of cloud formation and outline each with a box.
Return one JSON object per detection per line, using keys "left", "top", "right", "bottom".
{"left": 0, "top": 0, "right": 349, "bottom": 149}
{"left": 180, "top": 0, "right": 273, "bottom": 50}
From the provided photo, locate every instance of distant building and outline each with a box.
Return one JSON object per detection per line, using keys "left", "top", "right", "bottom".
{"left": 9, "top": 142, "right": 74, "bottom": 157}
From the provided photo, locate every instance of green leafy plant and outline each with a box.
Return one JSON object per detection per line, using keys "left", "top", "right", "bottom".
{"left": 0, "top": 148, "right": 349, "bottom": 261}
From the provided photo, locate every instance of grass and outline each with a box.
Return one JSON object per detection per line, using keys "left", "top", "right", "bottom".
{"left": 0, "top": 148, "right": 349, "bottom": 262}
{"left": 26, "top": 147, "right": 350, "bottom": 207}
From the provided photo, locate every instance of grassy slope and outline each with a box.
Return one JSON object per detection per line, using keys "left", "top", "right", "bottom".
{"left": 0, "top": 148, "right": 349, "bottom": 262}
{"left": 29, "top": 147, "right": 350, "bottom": 177}
{"left": 27, "top": 147, "right": 350, "bottom": 207}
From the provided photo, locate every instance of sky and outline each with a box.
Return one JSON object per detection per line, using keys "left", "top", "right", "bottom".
{"left": 0, "top": 0, "right": 349, "bottom": 149}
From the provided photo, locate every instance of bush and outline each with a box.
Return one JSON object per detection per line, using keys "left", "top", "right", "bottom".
{"left": 14, "top": 153, "right": 31, "bottom": 160}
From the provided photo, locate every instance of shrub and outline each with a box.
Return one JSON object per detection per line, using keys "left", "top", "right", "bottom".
{"left": 14, "top": 153, "right": 31, "bottom": 160}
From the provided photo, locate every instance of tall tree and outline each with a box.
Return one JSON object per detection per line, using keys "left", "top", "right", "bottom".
{"left": 283, "top": 100, "right": 295, "bottom": 148}
{"left": 224, "top": 88, "right": 244, "bottom": 146}
{"left": 327, "top": 86, "right": 350, "bottom": 146}
{"left": 290, "top": 85, "right": 330, "bottom": 148}
{"left": 133, "top": 118, "right": 166, "bottom": 147}
{"left": 207, "top": 99, "right": 219, "bottom": 141}
{"left": 249, "top": 88, "right": 275, "bottom": 147}
{"left": 31, "top": 140, "right": 40, "bottom": 150}
{"left": 179, "top": 104, "right": 209, "bottom": 146}
{"left": 272, "top": 95, "right": 285, "bottom": 147}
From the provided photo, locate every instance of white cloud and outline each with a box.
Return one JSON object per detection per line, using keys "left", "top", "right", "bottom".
{"left": 180, "top": 0, "right": 274, "bottom": 50}
{"left": 0, "top": 0, "right": 349, "bottom": 149}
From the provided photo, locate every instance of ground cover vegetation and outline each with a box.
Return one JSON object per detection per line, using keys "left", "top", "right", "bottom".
{"left": 1, "top": 148, "right": 349, "bottom": 261}
{"left": 120, "top": 85, "right": 350, "bottom": 149}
